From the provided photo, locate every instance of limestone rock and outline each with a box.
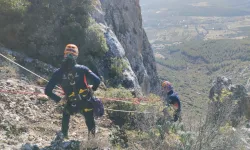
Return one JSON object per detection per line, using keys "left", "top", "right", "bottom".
{"left": 208, "top": 76, "right": 250, "bottom": 126}
{"left": 93, "top": 0, "right": 159, "bottom": 94}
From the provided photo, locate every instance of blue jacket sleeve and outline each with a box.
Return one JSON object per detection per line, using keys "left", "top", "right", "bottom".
{"left": 45, "top": 70, "right": 61, "bottom": 103}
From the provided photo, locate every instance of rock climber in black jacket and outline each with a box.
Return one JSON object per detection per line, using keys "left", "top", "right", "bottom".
{"left": 45, "top": 44, "right": 101, "bottom": 139}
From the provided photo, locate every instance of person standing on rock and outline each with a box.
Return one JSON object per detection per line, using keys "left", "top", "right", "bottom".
{"left": 161, "top": 81, "right": 181, "bottom": 122}
{"left": 45, "top": 44, "right": 101, "bottom": 139}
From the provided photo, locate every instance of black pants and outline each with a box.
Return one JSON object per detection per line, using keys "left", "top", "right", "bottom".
{"left": 61, "top": 99, "right": 95, "bottom": 137}
{"left": 173, "top": 110, "right": 181, "bottom": 122}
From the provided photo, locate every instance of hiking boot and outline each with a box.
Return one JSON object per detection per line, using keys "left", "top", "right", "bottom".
{"left": 64, "top": 135, "right": 69, "bottom": 140}
{"left": 88, "top": 129, "right": 96, "bottom": 140}
{"left": 51, "top": 131, "right": 64, "bottom": 145}
{"left": 55, "top": 131, "right": 69, "bottom": 141}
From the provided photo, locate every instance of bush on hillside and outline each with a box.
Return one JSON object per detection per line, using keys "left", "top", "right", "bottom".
{"left": 0, "top": 0, "right": 109, "bottom": 68}
{"left": 83, "top": 22, "right": 108, "bottom": 58}
{"left": 21, "top": 0, "right": 93, "bottom": 63}
{"left": 97, "top": 84, "right": 245, "bottom": 149}
{"left": 78, "top": 22, "right": 108, "bottom": 70}
{"left": 96, "top": 89, "right": 192, "bottom": 149}
{"left": 0, "top": 0, "right": 30, "bottom": 47}
{"left": 109, "top": 57, "right": 129, "bottom": 78}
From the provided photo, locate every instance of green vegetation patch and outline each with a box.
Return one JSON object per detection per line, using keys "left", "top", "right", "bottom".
{"left": 0, "top": 0, "right": 109, "bottom": 68}
{"left": 110, "top": 57, "right": 129, "bottom": 78}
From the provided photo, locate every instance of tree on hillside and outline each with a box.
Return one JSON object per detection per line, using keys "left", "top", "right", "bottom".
{"left": 0, "top": 0, "right": 30, "bottom": 47}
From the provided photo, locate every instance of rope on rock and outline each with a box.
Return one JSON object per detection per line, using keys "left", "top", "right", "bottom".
{"left": 105, "top": 108, "right": 153, "bottom": 114}
{"left": 0, "top": 52, "right": 49, "bottom": 82}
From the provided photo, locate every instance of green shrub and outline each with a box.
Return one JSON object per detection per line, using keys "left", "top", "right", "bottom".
{"left": 0, "top": 0, "right": 98, "bottom": 66}
{"left": 110, "top": 57, "right": 128, "bottom": 78}
{"left": 0, "top": 0, "right": 110, "bottom": 70}
{"left": 97, "top": 88, "right": 165, "bottom": 130}
{"left": 83, "top": 22, "right": 108, "bottom": 58}
{"left": 0, "top": 0, "right": 29, "bottom": 16}
{"left": 102, "top": 91, "right": 169, "bottom": 131}
{"left": 109, "top": 126, "right": 129, "bottom": 148}
{"left": 96, "top": 87, "right": 135, "bottom": 128}
{"left": 103, "top": 87, "right": 134, "bottom": 99}
{"left": 0, "top": 0, "right": 30, "bottom": 47}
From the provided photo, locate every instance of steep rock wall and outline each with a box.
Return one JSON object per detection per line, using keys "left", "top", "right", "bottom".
{"left": 95, "top": 0, "right": 159, "bottom": 94}
{"left": 208, "top": 76, "right": 250, "bottom": 126}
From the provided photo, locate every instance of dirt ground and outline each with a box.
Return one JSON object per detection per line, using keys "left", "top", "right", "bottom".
{"left": 0, "top": 66, "right": 112, "bottom": 150}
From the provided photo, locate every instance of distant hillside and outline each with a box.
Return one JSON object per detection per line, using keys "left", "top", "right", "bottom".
{"left": 141, "top": 0, "right": 250, "bottom": 18}
{"left": 140, "top": 0, "right": 250, "bottom": 48}
{"left": 155, "top": 38, "right": 250, "bottom": 113}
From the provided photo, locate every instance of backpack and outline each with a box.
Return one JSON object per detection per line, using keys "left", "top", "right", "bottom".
{"left": 89, "top": 96, "right": 104, "bottom": 117}
{"left": 83, "top": 74, "right": 104, "bottom": 117}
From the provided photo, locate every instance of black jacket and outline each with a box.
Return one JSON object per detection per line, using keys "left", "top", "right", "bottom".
{"left": 45, "top": 64, "right": 101, "bottom": 102}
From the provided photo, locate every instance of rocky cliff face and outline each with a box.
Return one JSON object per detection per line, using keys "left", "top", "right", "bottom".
{"left": 208, "top": 76, "right": 250, "bottom": 126}
{"left": 194, "top": 76, "right": 250, "bottom": 149}
{"left": 95, "top": 26, "right": 143, "bottom": 96}
{"left": 92, "top": 0, "right": 159, "bottom": 94}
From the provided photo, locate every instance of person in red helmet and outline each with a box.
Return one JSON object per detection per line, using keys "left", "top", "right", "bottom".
{"left": 45, "top": 44, "right": 101, "bottom": 139}
{"left": 161, "top": 81, "right": 181, "bottom": 122}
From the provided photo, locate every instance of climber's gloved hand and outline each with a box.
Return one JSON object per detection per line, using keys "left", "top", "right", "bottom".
{"left": 58, "top": 96, "right": 67, "bottom": 105}
{"left": 88, "top": 85, "right": 94, "bottom": 97}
